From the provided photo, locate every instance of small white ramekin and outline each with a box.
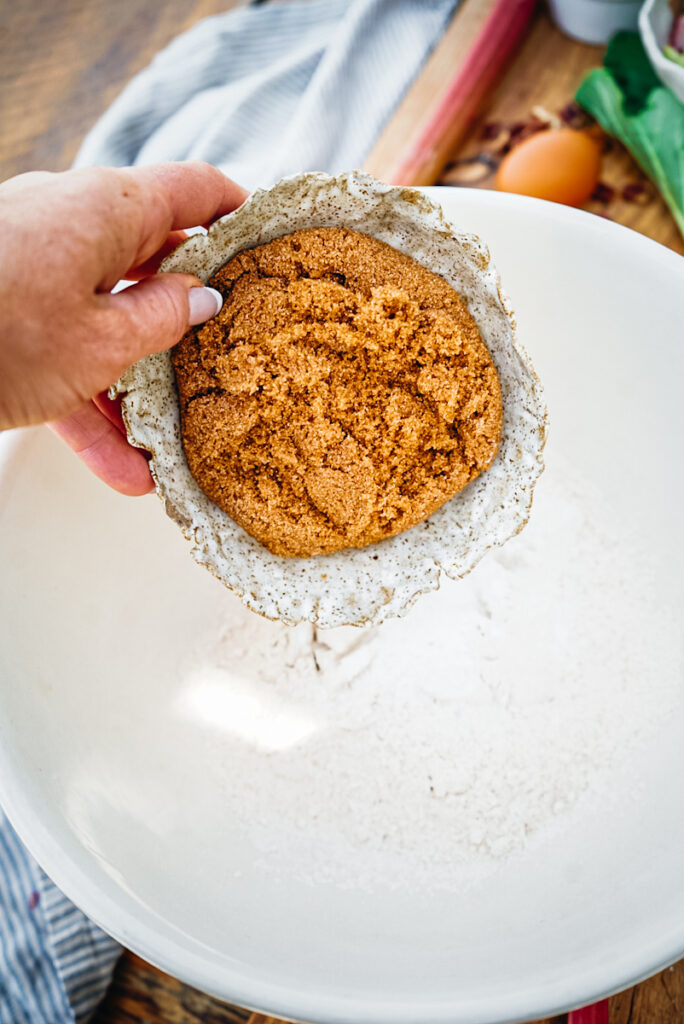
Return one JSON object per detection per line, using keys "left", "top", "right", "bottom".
{"left": 548, "top": 0, "right": 640, "bottom": 44}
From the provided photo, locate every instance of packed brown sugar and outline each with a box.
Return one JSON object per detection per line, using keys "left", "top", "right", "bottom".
{"left": 172, "top": 227, "right": 502, "bottom": 557}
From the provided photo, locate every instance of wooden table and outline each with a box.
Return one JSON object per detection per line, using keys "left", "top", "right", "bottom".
{"left": 1, "top": 3, "right": 683, "bottom": 1023}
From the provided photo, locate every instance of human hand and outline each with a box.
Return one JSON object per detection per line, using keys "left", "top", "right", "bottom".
{"left": 0, "top": 162, "right": 248, "bottom": 494}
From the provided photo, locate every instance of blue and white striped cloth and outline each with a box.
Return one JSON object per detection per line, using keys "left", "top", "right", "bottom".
{"left": 75, "top": 0, "right": 458, "bottom": 190}
{"left": 0, "top": 814, "right": 120, "bottom": 1023}
{"left": 2, "top": 0, "right": 458, "bottom": 1019}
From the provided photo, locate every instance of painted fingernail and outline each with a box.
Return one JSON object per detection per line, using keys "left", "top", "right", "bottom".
{"left": 187, "top": 286, "right": 223, "bottom": 326}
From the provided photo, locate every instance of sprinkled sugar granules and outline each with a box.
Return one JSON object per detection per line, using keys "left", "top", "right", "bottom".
{"left": 178, "top": 455, "right": 682, "bottom": 892}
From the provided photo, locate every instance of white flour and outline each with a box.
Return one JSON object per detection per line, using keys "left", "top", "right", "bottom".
{"left": 179, "top": 456, "right": 682, "bottom": 891}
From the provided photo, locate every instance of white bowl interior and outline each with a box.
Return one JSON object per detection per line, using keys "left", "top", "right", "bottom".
{"left": 0, "top": 189, "right": 683, "bottom": 1024}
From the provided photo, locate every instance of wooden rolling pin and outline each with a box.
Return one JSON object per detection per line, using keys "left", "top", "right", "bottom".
{"left": 363, "top": 0, "right": 536, "bottom": 186}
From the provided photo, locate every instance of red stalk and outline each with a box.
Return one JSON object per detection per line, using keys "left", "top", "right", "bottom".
{"left": 568, "top": 999, "right": 610, "bottom": 1024}
{"left": 391, "top": 0, "right": 536, "bottom": 186}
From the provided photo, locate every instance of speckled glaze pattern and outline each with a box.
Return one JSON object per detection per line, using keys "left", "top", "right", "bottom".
{"left": 115, "top": 172, "right": 547, "bottom": 628}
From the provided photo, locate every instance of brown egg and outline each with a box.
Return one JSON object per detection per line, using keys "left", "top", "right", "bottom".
{"left": 496, "top": 129, "right": 602, "bottom": 207}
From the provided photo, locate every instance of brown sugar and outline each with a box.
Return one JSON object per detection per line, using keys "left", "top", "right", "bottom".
{"left": 172, "top": 227, "right": 502, "bottom": 558}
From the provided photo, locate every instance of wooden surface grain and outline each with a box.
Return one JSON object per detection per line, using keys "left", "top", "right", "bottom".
{"left": 0, "top": 0, "right": 243, "bottom": 180}
{"left": 1, "top": 2, "right": 683, "bottom": 1023}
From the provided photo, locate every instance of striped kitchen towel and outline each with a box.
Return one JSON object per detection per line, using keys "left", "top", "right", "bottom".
{"left": 75, "top": 0, "right": 459, "bottom": 189}
{"left": 0, "top": 812, "right": 120, "bottom": 1023}
{"left": 1, "top": 0, "right": 458, "bottom": 1020}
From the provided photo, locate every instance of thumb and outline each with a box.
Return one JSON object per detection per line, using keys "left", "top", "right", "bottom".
{"left": 107, "top": 273, "right": 223, "bottom": 363}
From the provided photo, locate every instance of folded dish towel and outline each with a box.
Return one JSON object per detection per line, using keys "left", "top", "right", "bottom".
{"left": 1, "top": 0, "right": 457, "bottom": 1020}
{"left": 75, "top": 0, "right": 457, "bottom": 189}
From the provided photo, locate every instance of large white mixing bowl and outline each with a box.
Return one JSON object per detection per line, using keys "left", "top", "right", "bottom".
{"left": 0, "top": 189, "right": 683, "bottom": 1024}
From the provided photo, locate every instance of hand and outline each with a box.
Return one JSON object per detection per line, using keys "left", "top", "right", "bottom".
{"left": 0, "top": 162, "right": 248, "bottom": 494}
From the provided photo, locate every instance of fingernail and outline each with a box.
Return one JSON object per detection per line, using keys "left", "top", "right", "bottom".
{"left": 188, "top": 286, "right": 223, "bottom": 326}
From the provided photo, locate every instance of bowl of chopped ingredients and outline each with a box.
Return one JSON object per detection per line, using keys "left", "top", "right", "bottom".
{"left": 0, "top": 185, "right": 683, "bottom": 1024}
{"left": 640, "top": 0, "right": 684, "bottom": 103}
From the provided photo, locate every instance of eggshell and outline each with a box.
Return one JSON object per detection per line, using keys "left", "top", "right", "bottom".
{"left": 497, "top": 130, "right": 601, "bottom": 206}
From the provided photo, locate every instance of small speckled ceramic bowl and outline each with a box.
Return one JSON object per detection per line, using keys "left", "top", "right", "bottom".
{"left": 115, "top": 171, "right": 547, "bottom": 628}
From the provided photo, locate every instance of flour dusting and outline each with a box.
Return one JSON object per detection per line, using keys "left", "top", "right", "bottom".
{"left": 178, "top": 457, "right": 682, "bottom": 891}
